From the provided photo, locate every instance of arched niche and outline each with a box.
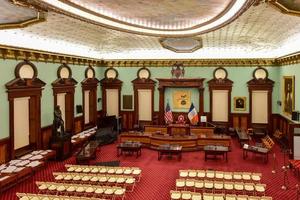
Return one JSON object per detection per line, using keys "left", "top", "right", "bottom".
{"left": 100, "top": 68, "right": 123, "bottom": 117}
{"left": 132, "top": 67, "right": 156, "bottom": 125}
{"left": 247, "top": 67, "right": 274, "bottom": 131}
{"left": 208, "top": 67, "right": 233, "bottom": 126}
{"left": 52, "top": 63, "right": 77, "bottom": 133}
{"left": 81, "top": 66, "right": 99, "bottom": 129}
{"left": 6, "top": 60, "right": 46, "bottom": 159}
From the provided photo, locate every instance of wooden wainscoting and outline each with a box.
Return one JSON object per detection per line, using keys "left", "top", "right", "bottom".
{"left": 0, "top": 137, "right": 10, "bottom": 164}
{"left": 41, "top": 125, "right": 52, "bottom": 149}
{"left": 272, "top": 114, "right": 300, "bottom": 158}
{"left": 74, "top": 115, "right": 83, "bottom": 133}
{"left": 231, "top": 113, "right": 249, "bottom": 130}
{"left": 120, "top": 111, "right": 134, "bottom": 130}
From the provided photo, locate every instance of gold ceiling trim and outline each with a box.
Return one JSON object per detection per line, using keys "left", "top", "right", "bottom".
{"left": 269, "top": 0, "right": 300, "bottom": 16}
{"left": 275, "top": 51, "right": 300, "bottom": 66}
{"left": 105, "top": 59, "right": 277, "bottom": 67}
{"left": 0, "top": 12, "right": 46, "bottom": 30}
{"left": 0, "top": 45, "right": 104, "bottom": 66}
{"left": 20, "top": 0, "right": 254, "bottom": 37}
{"left": 1, "top": 45, "right": 300, "bottom": 67}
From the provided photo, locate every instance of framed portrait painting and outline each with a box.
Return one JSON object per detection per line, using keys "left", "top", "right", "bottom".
{"left": 283, "top": 76, "right": 295, "bottom": 116}
{"left": 234, "top": 97, "right": 246, "bottom": 111}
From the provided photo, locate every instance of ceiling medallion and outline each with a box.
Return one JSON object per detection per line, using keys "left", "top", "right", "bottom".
{"left": 160, "top": 37, "right": 203, "bottom": 53}
{"left": 28, "top": 0, "right": 253, "bottom": 37}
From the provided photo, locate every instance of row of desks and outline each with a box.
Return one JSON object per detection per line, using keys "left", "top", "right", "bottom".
{"left": 119, "top": 132, "right": 231, "bottom": 151}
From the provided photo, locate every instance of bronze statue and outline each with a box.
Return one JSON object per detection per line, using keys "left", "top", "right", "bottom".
{"left": 53, "top": 105, "right": 65, "bottom": 137}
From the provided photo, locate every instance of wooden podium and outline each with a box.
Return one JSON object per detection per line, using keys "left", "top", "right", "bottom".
{"left": 51, "top": 133, "right": 72, "bottom": 160}
{"left": 168, "top": 124, "right": 190, "bottom": 136}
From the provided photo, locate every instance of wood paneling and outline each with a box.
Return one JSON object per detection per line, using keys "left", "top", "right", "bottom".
{"left": 132, "top": 77, "right": 156, "bottom": 124}
{"left": 81, "top": 75, "right": 99, "bottom": 129}
{"left": 157, "top": 78, "right": 205, "bottom": 123}
{"left": 120, "top": 111, "right": 134, "bottom": 130}
{"left": 6, "top": 60, "right": 45, "bottom": 159}
{"left": 231, "top": 113, "right": 249, "bottom": 130}
{"left": 100, "top": 78, "right": 122, "bottom": 116}
{"left": 41, "top": 125, "right": 52, "bottom": 149}
{"left": 74, "top": 116, "right": 83, "bottom": 133}
{"left": 0, "top": 138, "right": 10, "bottom": 164}
{"left": 247, "top": 76, "right": 274, "bottom": 132}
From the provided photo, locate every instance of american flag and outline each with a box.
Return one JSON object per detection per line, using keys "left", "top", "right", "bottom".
{"left": 164, "top": 102, "right": 173, "bottom": 124}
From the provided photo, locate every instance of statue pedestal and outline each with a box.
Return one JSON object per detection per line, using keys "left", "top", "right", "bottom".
{"left": 51, "top": 133, "right": 71, "bottom": 160}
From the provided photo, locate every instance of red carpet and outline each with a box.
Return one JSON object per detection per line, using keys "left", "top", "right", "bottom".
{"left": 0, "top": 138, "right": 298, "bottom": 200}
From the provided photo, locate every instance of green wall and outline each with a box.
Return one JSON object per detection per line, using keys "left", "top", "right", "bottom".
{"left": 0, "top": 59, "right": 103, "bottom": 139}
{"left": 1, "top": 58, "right": 296, "bottom": 140}
{"left": 114, "top": 66, "right": 280, "bottom": 114}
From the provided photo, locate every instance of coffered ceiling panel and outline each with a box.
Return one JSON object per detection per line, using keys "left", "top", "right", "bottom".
{"left": 0, "top": 1, "right": 300, "bottom": 60}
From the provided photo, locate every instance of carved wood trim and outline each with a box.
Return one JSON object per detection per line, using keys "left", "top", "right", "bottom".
{"left": 6, "top": 60, "right": 45, "bottom": 159}
{"left": 247, "top": 77, "right": 274, "bottom": 130}
{"left": 208, "top": 78, "right": 233, "bottom": 124}
{"left": 100, "top": 78, "right": 123, "bottom": 116}
{"left": 156, "top": 78, "right": 205, "bottom": 123}
{"left": 81, "top": 76, "right": 99, "bottom": 128}
{"left": 132, "top": 78, "right": 156, "bottom": 124}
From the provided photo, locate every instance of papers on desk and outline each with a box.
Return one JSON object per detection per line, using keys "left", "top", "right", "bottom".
{"left": 243, "top": 144, "right": 249, "bottom": 149}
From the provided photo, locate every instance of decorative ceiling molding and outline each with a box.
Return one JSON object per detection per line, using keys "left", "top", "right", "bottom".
{"left": 0, "top": 12, "right": 46, "bottom": 30}
{"left": 275, "top": 51, "right": 300, "bottom": 66}
{"left": 1, "top": 44, "right": 300, "bottom": 67}
{"left": 16, "top": 0, "right": 255, "bottom": 37}
{"left": 0, "top": 45, "right": 104, "bottom": 66}
{"left": 269, "top": 0, "right": 300, "bottom": 16}
{"left": 105, "top": 59, "right": 277, "bottom": 67}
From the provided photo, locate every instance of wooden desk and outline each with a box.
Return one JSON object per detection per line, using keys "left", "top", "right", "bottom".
{"left": 119, "top": 132, "right": 231, "bottom": 151}
{"left": 117, "top": 142, "right": 142, "bottom": 158}
{"left": 157, "top": 144, "right": 182, "bottom": 161}
{"left": 76, "top": 141, "right": 99, "bottom": 164}
{"left": 168, "top": 124, "right": 190, "bottom": 136}
{"left": 204, "top": 145, "right": 229, "bottom": 162}
{"left": 243, "top": 144, "right": 269, "bottom": 163}
{"left": 150, "top": 134, "right": 198, "bottom": 149}
{"left": 236, "top": 128, "right": 250, "bottom": 147}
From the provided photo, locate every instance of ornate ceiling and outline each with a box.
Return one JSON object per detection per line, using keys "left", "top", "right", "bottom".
{"left": 0, "top": 0, "right": 300, "bottom": 60}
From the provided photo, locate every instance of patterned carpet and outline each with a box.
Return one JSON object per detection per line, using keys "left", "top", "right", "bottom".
{"left": 1, "top": 137, "right": 299, "bottom": 200}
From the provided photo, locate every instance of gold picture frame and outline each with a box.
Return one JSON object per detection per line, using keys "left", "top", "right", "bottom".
{"left": 283, "top": 76, "right": 295, "bottom": 116}
{"left": 234, "top": 97, "right": 246, "bottom": 111}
